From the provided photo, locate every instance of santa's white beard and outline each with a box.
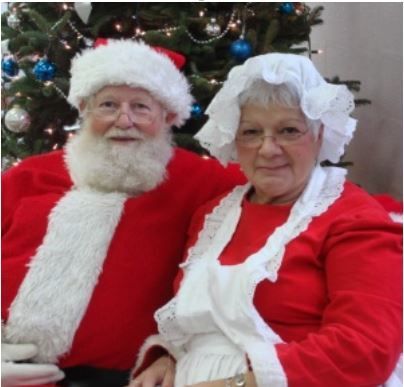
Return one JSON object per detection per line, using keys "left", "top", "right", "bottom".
{"left": 64, "top": 125, "right": 174, "bottom": 194}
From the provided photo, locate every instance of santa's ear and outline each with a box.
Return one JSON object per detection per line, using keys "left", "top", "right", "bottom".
{"left": 79, "top": 100, "right": 87, "bottom": 113}
{"left": 318, "top": 124, "right": 324, "bottom": 141}
{"left": 165, "top": 112, "right": 178, "bottom": 127}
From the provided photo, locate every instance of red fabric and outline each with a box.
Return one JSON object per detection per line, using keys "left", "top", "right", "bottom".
{"left": 1, "top": 148, "right": 245, "bottom": 377}
{"left": 373, "top": 193, "right": 403, "bottom": 213}
{"left": 92, "top": 39, "right": 186, "bottom": 70}
{"left": 152, "top": 46, "right": 186, "bottom": 69}
{"left": 94, "top": 38, "right": 108, "bottom": 48}
{"left": 174, "top": 182, "right": 403, "bottom": 387}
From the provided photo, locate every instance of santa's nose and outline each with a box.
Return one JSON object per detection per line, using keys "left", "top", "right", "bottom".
{"left": 115, "top": 108, "right": 134, "bottom": 130}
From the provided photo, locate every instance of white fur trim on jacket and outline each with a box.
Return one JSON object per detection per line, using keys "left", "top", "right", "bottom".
{"left": 4, "top": 188, "right": 127, "bottom": 363}
{"left": 67, "top": 40, "right": 193, "bottom": 127}
{"left": 132, "top": 334, "right": 180, "bottom": 378}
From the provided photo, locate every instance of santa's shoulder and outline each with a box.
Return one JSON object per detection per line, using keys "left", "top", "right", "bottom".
{"left": 2, "top": 149, "right": 71, "bottom": 187}
{"left": 169, "top": 147, "right": 243, "bottom": 179}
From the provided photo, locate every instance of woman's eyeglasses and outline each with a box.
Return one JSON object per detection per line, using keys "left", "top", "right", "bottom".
{"left": 235, "top": 127, "right": 309, "bottom": 148}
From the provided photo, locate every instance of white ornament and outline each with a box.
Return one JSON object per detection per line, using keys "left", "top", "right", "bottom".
{"left": 83, "top": 37, "right": 94, "bottom": 47}
{"left": 205, "top": 18, "right": 221, "bottom": 37}
{"left": 74, "top": 2, "right": 92, "bottom": 24}
{"left": 64, "top": 120, "right": 81, "bottom": 131}
{"left": 2, "top": 156, "right": 15, "bottom": 171}
{"left": 1, "top": 39, "right": 10, "bottom": 54}
{"left": 7, "top": 13, "right": 21, "bottom": 29}
{"left": 4, "top": 105, "right": 31, "bottom": 133}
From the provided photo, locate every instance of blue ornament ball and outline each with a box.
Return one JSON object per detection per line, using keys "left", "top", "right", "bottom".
{"left": 191, "top": 103, "right": 203, "bottom": 118}
{"left": 279, "top": 2, "right": 295, "bottom": 14}
{"left": 33, "top": 58, "right": 56, "bottom": 81}
{"left": 230, "top": 39, "right": 253, "bottom": 62}
{"left": 1, "top": 57, "right": 19, "bottom": 77}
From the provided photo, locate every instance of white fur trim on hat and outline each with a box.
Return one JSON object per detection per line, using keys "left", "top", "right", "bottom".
{"left": 195, "top": 53, "right": 357, "bottom": 165}
{"left": 68, "top": 40, "right": 193, "bottom": 127}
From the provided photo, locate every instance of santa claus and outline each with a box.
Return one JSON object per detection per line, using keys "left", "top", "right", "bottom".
{"left": 1, "top": 40, "right": 244, "bottom": 386}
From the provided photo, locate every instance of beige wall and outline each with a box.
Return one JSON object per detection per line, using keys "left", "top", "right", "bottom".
{"left": 309, "top": 2, "right": 403, "bottom": 200}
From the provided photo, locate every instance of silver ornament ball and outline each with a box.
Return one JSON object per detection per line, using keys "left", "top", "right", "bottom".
{"left": 7, "top": 13, "right": 21, "bottom": 29}
{"left": 5, "top": 105, "right": 31, "bottom": 133}
{"left": 205, "top": 18, "right": 221, "bottom": 37}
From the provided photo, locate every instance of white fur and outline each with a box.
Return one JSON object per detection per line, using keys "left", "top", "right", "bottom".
{"left": 131, "top": 334, "right": 178, "bottom": 378}
{"left": 389, "top": 212, "right": 403, "bottom": 223}
{"left": 68, "top": 40, "right": 193, "bottom": 127}
{"left": 5, "top": 189, "right": 127, "bottom": 362}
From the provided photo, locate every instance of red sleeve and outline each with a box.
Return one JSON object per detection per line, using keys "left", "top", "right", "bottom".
{"left": 189, "top": 154, "right": 246, "bottom": 202}
{"left": 275, "top": 210, "right": 403, "bottom": 387}
{"left": 2, "top": 151, "right": 70, "bottom": 235}
{"left": 372, "top": 193, "right": 403, "bottom": 213}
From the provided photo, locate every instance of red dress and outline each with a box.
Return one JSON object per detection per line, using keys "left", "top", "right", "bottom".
{"left": 172, "top": 181, "right": 402, "bottom": 386}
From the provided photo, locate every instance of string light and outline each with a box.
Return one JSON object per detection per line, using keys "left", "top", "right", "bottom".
{"left": 133, "top": 8, "right": 236, "bottom": 45}
{"left": 42, "top": 80, "right": 68, "bottom": 99}
{"left": 67, "top": 20, "right": 84, "bottom": 41}
{"left": 140, "top": 26, "right": 178, "bottom": 38}
{"left": 50, "top": 15, "right": 68, "bottom": 32}
{"left": 115, "top": 23, "right": 122, "bottom": 32}
{"left": 134, "top": 27, "right": 146, "bottom": 37}
{"left": 52, "top": 84, "right": 68, "bottom": 99}
{"left": 191, "top": 74, "right": 224, "bottom": 86}
{"left": 60, "top": 40, "right": 72, "bottom": 50}
{"left": 44, "top": 128, "right": 54, "bottom": 135}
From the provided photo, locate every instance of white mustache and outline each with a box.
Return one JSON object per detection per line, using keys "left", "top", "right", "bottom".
{"left": 105, "top": 128, "right": 146, "bottom": 140}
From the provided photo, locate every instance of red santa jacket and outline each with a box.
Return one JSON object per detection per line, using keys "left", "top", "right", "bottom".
{"left": 1, "top": 148, "right": 245, "bottom": 372}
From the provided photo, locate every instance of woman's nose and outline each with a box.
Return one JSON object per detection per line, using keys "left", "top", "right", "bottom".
{"left": 257, "top": 135, "right": 283, "bottom": 157}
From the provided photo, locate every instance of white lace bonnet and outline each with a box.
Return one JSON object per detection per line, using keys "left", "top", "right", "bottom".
{"left": 195, "top": 53, "right": 357, "bottom": 165}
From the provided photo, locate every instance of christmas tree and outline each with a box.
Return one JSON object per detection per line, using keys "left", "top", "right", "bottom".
{"left": 1, "top": 2, "right": 325, "bottom": 169}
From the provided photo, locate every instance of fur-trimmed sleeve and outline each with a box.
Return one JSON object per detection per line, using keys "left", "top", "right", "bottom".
{"left": 130, "top": 334, "right": 179, "bottom": 379}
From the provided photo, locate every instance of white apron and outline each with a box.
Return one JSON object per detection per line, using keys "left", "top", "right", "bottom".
{"left": 156, "top": 165, "right": 348, "bottom": 387}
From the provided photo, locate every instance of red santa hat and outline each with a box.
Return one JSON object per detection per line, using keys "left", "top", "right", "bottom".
{"left": 67, "top": 39, "right": 193, "bottom": 127}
